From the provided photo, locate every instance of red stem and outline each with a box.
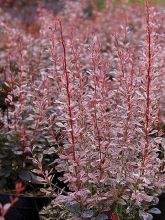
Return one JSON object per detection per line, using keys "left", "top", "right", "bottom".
{"left": 91, "top": 43, "right": 103, "bottom": 181}
{"left": 143, "top": 0, "right": 152, "bottom": 166}
{"left": 58, "top": 19, "right": 79, "bottom": 185}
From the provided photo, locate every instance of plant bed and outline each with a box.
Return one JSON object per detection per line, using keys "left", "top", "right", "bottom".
{"left": 39, "top": 198, "right": 165, "bottom": 220}
{"left": 0, "top": 1, "right": 165, "bottom": 220}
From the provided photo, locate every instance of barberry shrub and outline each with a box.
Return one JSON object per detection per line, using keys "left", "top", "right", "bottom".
{"left": 0, "top": 0, "right": 164, "bottom": 219}
{"left": 49, "top": 1, "right": 165, "bottom": 219}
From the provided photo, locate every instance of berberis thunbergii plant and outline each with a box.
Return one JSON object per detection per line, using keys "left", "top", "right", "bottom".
{"left": 48, "top": 1, "right": 164, "bottom": 219}
{"left": 0, "top": 0, "right": 164, "bottom": 220}
{"left": 0, "top": 37, "right": 64, "bottom": 195}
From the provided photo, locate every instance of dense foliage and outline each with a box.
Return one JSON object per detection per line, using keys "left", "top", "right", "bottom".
{"left": 0, "top": 0, "right": 164, "bottom": 219}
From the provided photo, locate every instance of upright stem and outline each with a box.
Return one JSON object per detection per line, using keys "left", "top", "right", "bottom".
{"left": 143, "top": 0, "right": 152, "bottom": 167}
{"left": 124, "top": 59, "right": 134, "bottom": 142}
{"left": 91, "top": 43, "right": 103, "bottom": 181}
{"left": 58, "top": 19, "right": 79, "bottom": 186}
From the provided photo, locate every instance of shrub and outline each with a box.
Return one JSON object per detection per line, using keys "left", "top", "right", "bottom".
{"left": 49, "top": 1, "right": 164, "bottom": 219}
{"left": 0, "top": 0, "right": 164, "bottom": 219}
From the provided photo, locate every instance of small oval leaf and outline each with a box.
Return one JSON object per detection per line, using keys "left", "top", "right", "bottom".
{"left": 65, "top": 201, "right": 81, "bottom": 215}
{"left": 148, "top": 208, "right": 161, "bottom": 215}
{"left": 139, "top": 210, "right": 153, "bottom": 220}
{"left": 81, "top": 210, "right": 96, "bottom": 218}
{"left": 151, "top": 197, "right": 159, "bottom": 206}
{"left": 96, "top": 213, "right": 109, "bottom": 220}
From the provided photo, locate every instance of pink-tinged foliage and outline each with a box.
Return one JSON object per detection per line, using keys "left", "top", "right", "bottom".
{"left": 49, "top": 0, "right": 165, "bottom": 217}
{"left": 0, "top": 0, "right": 164, "bottom": 219}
